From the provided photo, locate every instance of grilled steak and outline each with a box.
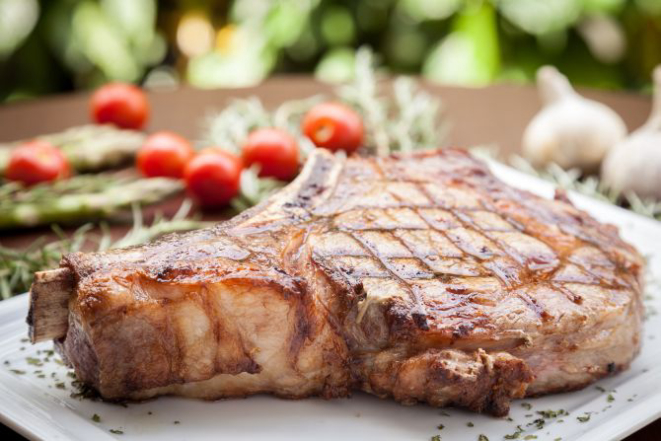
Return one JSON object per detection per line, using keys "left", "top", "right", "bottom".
{"left": 29, "top": 148, "right": 644, "bottom": 416}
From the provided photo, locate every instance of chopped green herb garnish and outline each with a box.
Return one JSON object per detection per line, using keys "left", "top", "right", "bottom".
{"left": 577, "top": 413, "right": 591, "bottom": 423}
{"left": 478, "top": 435, "right": 489, "bottom": 441}
{"left": 595, "top": 386, "right": 606, "bottom": 392}
{"left": 92, "top": 414, "right": 101, "bottom": 423}
{"left": 524, "top": 436, "right": 537, "bottom": 440}
{"left": 148, "top": 411, "right": 153, "bottom": 415}
{"left": 26, "top": 357, "right": 42, "bottom": 366}
{"left": 521, "top": 402, "right": 532, "bottom": 410}
{"left": 525, "top": 414, "right": 533, "bottom": 418}
{"left": 20, "top": 338, "right": 28, "bottom": 343}
{"left": 55, "top": 382, "right": 65, "bottom": 389}
{"left": 431, "top": 436, "right": 441, "bottom": 441}
{"left": 10, "top": 369, "right": 25, "bottom": 375}
{"left": 607, "top": 393, "right": 615, "bottom": 402}
{"left": 467, "top": 422, "right": 474, "bottom": 427}
{"left": 174, "top": 421, "right": 180, "bottom": 425}
{"left": 528, "top": 418, "right": 545, "bottom": 429}
{"left": 536, "top": 409, "right": 568, "bottom": 419}
{"left": 439, "top": 410, "right": 450, "bottom": 416}
{"left": 3, "top": 360, "right": 9, "bottom": 365}
{"left": 554, "top": 438, "right": 562, "bottom": 441}
{"left": 37, "top": 374, "right": 45, "bottom": 378}
{"left": 504, "top": 433, "right": 520, "bottom": 439}
{"left": 109, "top": 429, "right": 124, "bottom": 434}
{"left": 437, "top": 424, "right": 444, "bottom": 430}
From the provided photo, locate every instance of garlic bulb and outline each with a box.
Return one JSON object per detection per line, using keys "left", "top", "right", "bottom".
{"left": 601, "top": 66, "right": 661, "bottom": 200}
{"left": 522, "top": 66, "right": 627, "bottom": 172}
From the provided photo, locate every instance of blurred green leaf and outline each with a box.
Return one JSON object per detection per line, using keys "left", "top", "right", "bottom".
{"left": 264, "top": 0, "right": 315, "bottom": 48}
{"left": 581, "top": 0, "right": 626, "bottom": 14}
{"left": 499, "top": 0, "right": 581, "bottom": 35}
{"left": 423, "top": 1, "right": 500, "bottom": 85}
{"left": 315, "top": 46, "right": 355, "bottom": 83}
{"left": 2, "top": 0, "right": 661, "bottom": 100}
{"left": 101, "top": 0, "right": 156, "bottom": 47}
{"left": 398, "top": 0, "right": 460, "bottom": 22}
{"left": 0, "top": 0, "right": 39, "bottom": 60}
{"left": 72, "top": 1, "right": 140, "bottom": 81}
{"left": 320, "top": 5, "right": 356, "bottom": 47}
{"left": 187, "top": 27, "right": 276, "bottom": 88}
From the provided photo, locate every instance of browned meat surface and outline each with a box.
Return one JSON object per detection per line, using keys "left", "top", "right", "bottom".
{"left": 45, "top": 148, "right": 644, "bottom": 416}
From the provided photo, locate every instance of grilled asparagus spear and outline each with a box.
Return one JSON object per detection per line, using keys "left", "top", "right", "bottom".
{"left": 0, "top": 173, "right": 183, "bottom": 229}
{"left": 0, "top": 124, "right": 145, "bottom": 174}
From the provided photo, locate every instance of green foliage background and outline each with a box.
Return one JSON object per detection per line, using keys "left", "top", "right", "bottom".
{"left": 1, "top": 0, "right": 661, "bottom": 102}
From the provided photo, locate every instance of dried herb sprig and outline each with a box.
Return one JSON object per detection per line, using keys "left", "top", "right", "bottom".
{"left": 202, "top": 47, "right": 447, "bottom": 209}
{"left": 0, "top": 200, "right": 211, "bottom": 298}
{"left": 337, "top": 47, "right": 447, "bottom": 156}
{"left": 508, "top": 154, "right": 661, "bottom": 221}
{"left": 230, "top": 165, "right": 286, "bottom": 212}
{"left": 202, "top": 95, "right": 321, "bottom": 158}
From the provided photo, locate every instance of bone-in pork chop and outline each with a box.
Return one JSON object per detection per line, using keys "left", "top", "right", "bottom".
{"left": 28, "top": 148, "right": 644, "bottom": 416}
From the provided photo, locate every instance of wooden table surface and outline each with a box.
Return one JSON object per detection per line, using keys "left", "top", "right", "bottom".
{"left": 0, "top": 77, "right": 657, "bottom": 440}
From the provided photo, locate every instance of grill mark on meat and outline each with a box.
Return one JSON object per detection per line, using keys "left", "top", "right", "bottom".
{"left": 486, "top": 188, "right": 627, "bottom": 293}
{"left": 361, "top": 159, "right": 433, "bottom": 331}
{"left": 553, "top": 282, "right": 584, "bottom": 305}
{"left": 516, "top": 290, "right": 551, "bottom": 321}
{"left": 348, "top": 231, "right": 430, "bottom": 331}
{"left": 409, "top": 181, "right": 544, "bottom": 323}
{"left": 498, "top": 191, "right": 632, "bottom": 286}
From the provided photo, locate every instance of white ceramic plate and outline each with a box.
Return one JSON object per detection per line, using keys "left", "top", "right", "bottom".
{"left": 0, "top": 163, "right": 660, "bottom": 441}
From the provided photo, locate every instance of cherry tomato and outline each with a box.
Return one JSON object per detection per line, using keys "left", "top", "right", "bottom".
{"left": 242, "top": 128, "right": 299, "bottom": 180}
{"left": 136, "top": 131, "right": 194, "bottom": 178}
{"left": 184, "top": 149, "right": 242, "bottom": 207}
{"left": 302, "top": 102, "right": 363, "bottom": 153}
{"left": 6, "top": 140, "right": 70, "bottom": 186}
{"left": 90, "top": 82, "right": 149, "bottom": 130}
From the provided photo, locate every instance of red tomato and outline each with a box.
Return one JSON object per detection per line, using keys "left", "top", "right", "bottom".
{"left": 136, "top": 131, "right": 194, "bottom": 178}
{"left": 90, "top": 82, "right": 149, "bottom": 130}
{"left": 302, "top": 102, "right": 363, "bottom": 153}
{"left": 184, "top": 149, "right": 242, "bottom": 207}
{"left": 242, "top": 128, "right": 299, "bottom": 180}
{"left": 6, "top": 140, "right": 70, "bottom": 186}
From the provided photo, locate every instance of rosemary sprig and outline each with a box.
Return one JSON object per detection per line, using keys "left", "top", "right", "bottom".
{"left": 508, "top": 154, "right": 661, "bottom": 221}
{"left": 203, "top": 95, "right": 321, "bottom": 158}
{"left": 337, "top": 47, "right": 447, "bottom": 156}
{"left": 0, "top": 201, "right": 211, "bottom": 298}
{"left": 230, "top": 165, "right": 286, "bottom": 212}
{"left": 203, "top": 46, "right": 447, "bottom": 207}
